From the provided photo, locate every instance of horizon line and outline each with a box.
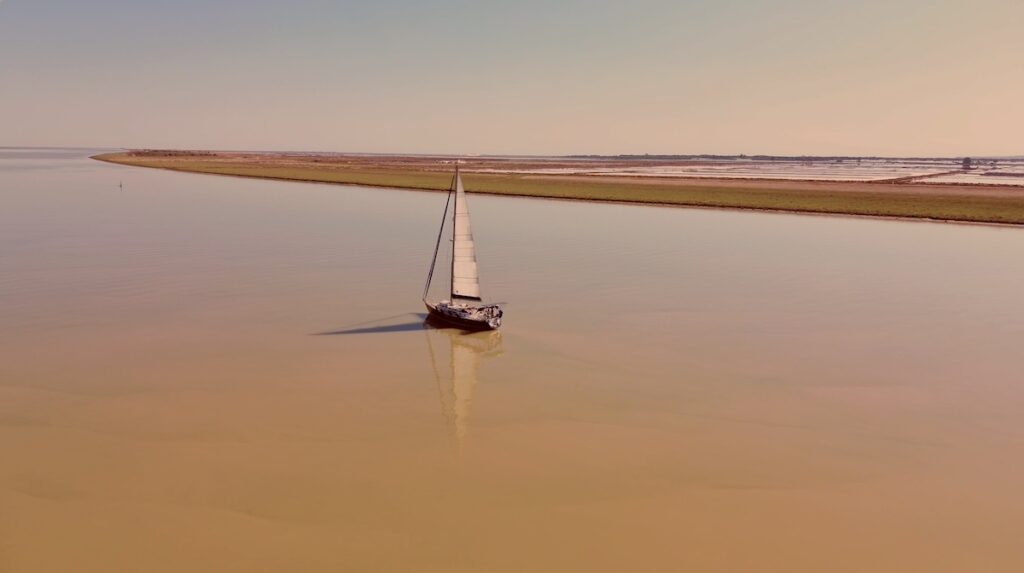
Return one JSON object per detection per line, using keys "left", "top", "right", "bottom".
{"left": 5, "top": 145, "right": 1023, "bottom": 161}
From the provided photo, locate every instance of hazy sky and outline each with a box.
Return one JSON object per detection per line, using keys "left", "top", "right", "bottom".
{"left": 1, "top": 0, "right": 1021, "bottom": 155}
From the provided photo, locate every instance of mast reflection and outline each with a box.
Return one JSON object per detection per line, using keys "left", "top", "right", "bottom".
{"left": 424, "top": 321, "right": 504, "bottom": 450}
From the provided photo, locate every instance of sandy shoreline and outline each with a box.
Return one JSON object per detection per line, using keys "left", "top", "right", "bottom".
{"left": 93, "top": 151, "right": 1024, "bottom": 226}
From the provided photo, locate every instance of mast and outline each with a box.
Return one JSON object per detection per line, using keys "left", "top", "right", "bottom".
{"left": 450, "top": 162, "right": 458, "bottom": 302}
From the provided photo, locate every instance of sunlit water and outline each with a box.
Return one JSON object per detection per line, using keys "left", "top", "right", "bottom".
{"left": 2, "top": 149, "right": 1023, "bottom": 572}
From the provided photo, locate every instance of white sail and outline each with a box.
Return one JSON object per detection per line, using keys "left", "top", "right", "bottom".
{"left": 451, "top": 172, "right": 481, "bottom": 300}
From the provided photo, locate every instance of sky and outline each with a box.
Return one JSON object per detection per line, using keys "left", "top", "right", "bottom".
{"left": 1, "top": 0, "right": 1021, "bottom": 156}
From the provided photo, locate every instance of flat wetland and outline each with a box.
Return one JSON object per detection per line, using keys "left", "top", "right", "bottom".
{"left": 96, "top": 151, "right": 1024, "bottom": 225}
{"left": 4, "top": 149, "right": 1024, "bottom": 572}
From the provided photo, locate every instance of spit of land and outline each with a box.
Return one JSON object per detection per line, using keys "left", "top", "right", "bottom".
{"left": 94, "top": 151, "right": 1024, "bottom": 225}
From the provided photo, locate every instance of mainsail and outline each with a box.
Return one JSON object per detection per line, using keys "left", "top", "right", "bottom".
{"left": 451, "top": 171, "right": 481, "bottom": 301}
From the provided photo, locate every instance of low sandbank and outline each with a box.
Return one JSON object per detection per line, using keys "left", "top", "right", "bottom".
{"left": 93, "top": 151, "right": 1024, "bottom": 225}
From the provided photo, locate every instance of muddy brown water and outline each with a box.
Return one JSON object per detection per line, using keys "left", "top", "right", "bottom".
{"left": 2, "top": 149, "right": 1023, "bottom": 572}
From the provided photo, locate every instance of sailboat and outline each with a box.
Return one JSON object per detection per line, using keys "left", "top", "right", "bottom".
{"left": 423, "top": 164, "right": 503, "bottom": 330}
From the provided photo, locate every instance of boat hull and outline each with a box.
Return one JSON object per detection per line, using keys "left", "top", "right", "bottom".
{"left": 425, "top": 301, "right": 502, "bottom": 331}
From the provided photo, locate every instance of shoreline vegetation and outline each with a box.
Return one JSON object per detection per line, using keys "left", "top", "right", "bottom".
{"left": 93, "top": 151, "right": 1024, "bottom": 225}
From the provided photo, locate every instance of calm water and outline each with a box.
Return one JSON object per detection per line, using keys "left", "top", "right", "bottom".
{"left": 2, "top": 149, "right": 1023, "bottom": 572}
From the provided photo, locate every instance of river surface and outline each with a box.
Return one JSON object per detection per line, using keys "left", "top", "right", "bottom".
{"left": 2, "top": 148, "right": 1023, "bottom": 572}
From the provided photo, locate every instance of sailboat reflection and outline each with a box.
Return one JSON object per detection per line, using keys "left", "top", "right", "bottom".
{"left": 424, "top": 321, "right": 504, "bottom": 449}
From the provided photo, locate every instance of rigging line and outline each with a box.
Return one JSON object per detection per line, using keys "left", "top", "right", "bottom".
{"left": 423, "top": 170, "right": 458, "bottom": 300}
